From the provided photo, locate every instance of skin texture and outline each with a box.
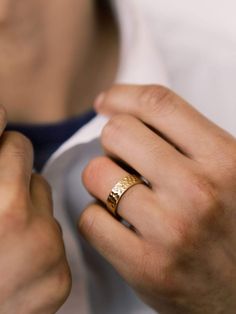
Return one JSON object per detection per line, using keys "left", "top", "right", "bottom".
{"left": 2, "top": 1, "right": 236, "bottom": 313}
{"left": 80, "top": 84, "right": 236, "bottom": 314}
{"left": 0, "top": 0, "right": 118, "bottom": 123}
{"left": 0, "top": 1, "right": 117, "bottom": 312}
{"left": 0, "top": 107, "right": 71, "bottom": 313}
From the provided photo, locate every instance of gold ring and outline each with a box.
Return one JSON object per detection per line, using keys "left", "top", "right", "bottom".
{"left": 106, "top": 174, "right": 144, "bottom": 216}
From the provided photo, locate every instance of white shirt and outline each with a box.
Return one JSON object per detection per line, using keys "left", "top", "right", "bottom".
{"left": 137, "top": 0, "right": 236, "bottom": 135}
{"left": 42, "top": 0, "right": 236, "bottom": 313}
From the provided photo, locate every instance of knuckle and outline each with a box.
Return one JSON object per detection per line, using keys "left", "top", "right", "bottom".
{"left": 101, "top": 114, "right": 133, "bottom": 147}
{"left": 32, "top": 218, "right": 64, "bottom": 266}
{"left": 1, "top": 208, "right": 29, "bottom": 232}
{"left": 138, "top": 85, "right": 176, "bottom": 116}
{"left": 78, "top": 206, "right": 97, "bottom": 239}
{"left": 4, "top": 131, "right": 33, "bottom": 159}
{"left": 82, "top": 156, "right": 109, "bottom": 187}
{"left": 41, "top": 263, "right": 71, "bottom": 311}
{"left": 0, "top": 189, "right": 30, "bottom": 232}
{"left": 50, "top": 263, "right": 72, "bottom": 304}
{"left": 32, "top": 173, "right": 52, "bottom": 194}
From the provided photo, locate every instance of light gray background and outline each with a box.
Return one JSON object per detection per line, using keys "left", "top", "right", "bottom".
{"left": 135, "top": 0, "right": 236, "bottom": 135}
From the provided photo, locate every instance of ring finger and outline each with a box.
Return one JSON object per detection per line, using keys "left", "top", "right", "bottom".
{"left": 83, "top": 156, "right": 166, "bottom": 238}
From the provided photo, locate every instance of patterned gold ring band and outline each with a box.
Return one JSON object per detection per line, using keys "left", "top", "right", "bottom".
{"left": 106, "top": 174, "right": 145, "bottom": 216}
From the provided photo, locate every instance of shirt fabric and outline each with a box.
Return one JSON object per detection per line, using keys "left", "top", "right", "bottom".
{"left": 26, "top": 0, "right": 235, "bottom": 313}
{"left": 7, "top": 110, "right": 96, "bottom": 171}
{"left": 137, "top": 0, "right": 236, "bottom": 135}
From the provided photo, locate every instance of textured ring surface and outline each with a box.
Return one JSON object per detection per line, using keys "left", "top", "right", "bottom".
{"left": 106, "top": 174, "right": 144, "bottom": 216}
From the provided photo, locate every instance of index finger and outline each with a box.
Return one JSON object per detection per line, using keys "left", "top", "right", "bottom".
{"left": 94, "top": 85, "right": 233, "bottom": 160}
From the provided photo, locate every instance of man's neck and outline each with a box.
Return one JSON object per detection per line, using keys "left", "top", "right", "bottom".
{"left": 0, "top": 1, "right": 119, "bottom": 124}
{"left": 69, "top": 3, "right": 119, "bottom": 120}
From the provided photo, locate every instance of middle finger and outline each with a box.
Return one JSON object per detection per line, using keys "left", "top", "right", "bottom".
{"left": 101, "top": 114, "right": 190, "bottom": 189}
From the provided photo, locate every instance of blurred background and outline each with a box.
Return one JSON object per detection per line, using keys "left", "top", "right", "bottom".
{"left": 133, "top": 0, "right": 236, "bottom": 134}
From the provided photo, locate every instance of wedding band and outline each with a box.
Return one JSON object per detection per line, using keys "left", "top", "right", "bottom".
{"left": 106, "top": 174, "right": 144, "bottom": 216}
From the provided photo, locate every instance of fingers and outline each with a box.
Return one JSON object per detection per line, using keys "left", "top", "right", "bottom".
{"left": 0, "top": 131, "right": 33, "bottom": 188}
{"left": 83, "top": 156, "right": 162, "bottom": 236}
{"left": 30, "top": 173, "right": 54, "bottom": 216}
{"left": 101, "top": 113, "right": 189, "bottom": 188}
{"left": 78, "top": 202, "right": 145, "bottom": 283}
{"left": 30, "top": 174, "right": 62, "bottom": 234}
{"left": 95, "top": 85, "right": 231, "bottom": 160}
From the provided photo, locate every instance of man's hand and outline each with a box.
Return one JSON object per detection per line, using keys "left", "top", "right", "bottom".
{"left": 80, "top": 85, "right": 236, "bottom": 314}
{"left": 0, "top": 107, "right": 71, "bottom": 313}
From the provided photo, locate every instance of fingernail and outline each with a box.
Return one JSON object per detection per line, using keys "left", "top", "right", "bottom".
{"left": 94, "top": 92, "right": 105, "bottom": 111}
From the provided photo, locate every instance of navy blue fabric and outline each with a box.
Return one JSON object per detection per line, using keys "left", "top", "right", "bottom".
{"left": 7, "top": 110, "right": 96, "bottom": 172}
